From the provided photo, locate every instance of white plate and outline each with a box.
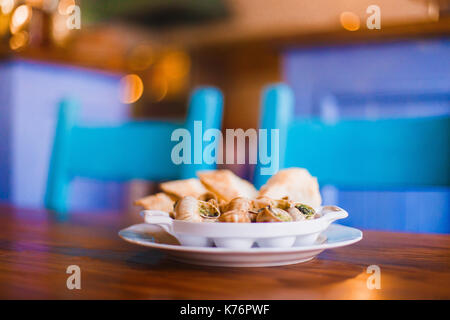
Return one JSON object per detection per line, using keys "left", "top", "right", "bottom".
{"left": 118, "top": 223, "right": 363, "bottom": 267}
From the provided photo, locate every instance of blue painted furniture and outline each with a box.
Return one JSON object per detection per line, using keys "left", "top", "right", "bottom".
{"left": 45, "top": 87, "right": 223, "bottom": 214}
{"left": 255, "top": 84, "right": 450, "bottom": 233}
{"left": 280, "top": 39, "right": 450, "bottom": 233}
{"left": 0, "top": 59, "right": 128, "bottom": 210}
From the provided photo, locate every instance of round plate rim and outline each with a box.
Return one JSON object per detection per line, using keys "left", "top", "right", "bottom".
{"left": 118, "top": 223, "right": 363, "bottom": 254}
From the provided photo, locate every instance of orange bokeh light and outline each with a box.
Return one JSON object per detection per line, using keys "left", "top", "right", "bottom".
{"left": 340, "top": 12, "right": 360, "bottom": 31}
{"left": 159, "top": 51, "right": 190, "bottom": 80}
{"left": 9, "top": 30, "right": 28, "bottom": 50}
{"left": 148, "top": 71, "right": 168, "bottom": 102}
{"left": 1, "top": 0, "right": 15, "bottom": 14}
{"left": 120, "top": 74, "right": 144, "bottom": 104}
{"left": 58, "top": 0, "right": 75, "bottom": 15}
{"left": 10, "top": 4, "right": 32, "bottom": 34}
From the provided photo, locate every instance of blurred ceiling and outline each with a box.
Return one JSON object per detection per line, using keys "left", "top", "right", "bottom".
{"left": 81, "top": 0, "right": 229, "bottom": 28}
{"left": 78, "top": 0, "right": 450, "bottom": 50}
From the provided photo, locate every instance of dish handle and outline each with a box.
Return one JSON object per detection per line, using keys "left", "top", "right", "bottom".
{"left": 320, "top": 206, "right": 348, "bottom": 223}
{"left": 140, "top": 210, "right": 175, "bottom": 237}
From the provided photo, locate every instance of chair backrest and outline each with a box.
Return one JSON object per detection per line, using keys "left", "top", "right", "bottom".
{"left": 45, "top": 87, "right": 223, "bottom": 213}
{"left": 254, "top": 84, "right": 450, "bottom": 189}
{"left": 254, "top": 84, "right": 450, "bottom": 233}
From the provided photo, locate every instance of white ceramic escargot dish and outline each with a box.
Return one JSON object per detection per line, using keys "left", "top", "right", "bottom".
{"left": 140, "top": 205, "right": 348, "bottom": 249}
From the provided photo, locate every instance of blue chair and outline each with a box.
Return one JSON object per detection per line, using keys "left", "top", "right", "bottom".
{"left": 255, "top": 84, "right": 450, "bottom": 232}
{"left": 45, "top": 87, "right": 223, "bottom": 214}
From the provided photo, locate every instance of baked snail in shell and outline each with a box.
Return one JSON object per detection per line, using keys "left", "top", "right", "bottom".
{"left": 284, "top": 203, "right": 317, "bottom": 221}
{"left": 256, "top": 206, "right": 293, "bottom": 222}
{"left": 174, "top": 196, "right": 220, "bottom": 222}
{"left": 225, "top": 197, "right": 253, "bottom": 212}
{"left": 218, "top": 209, "right": 251, "bottom": 223}
{"left": 292, "top": 203, "right": 316, "bottom": 220}
{"left": 218, "top": 198, "right": 254, "bottom": 223}
{"left": 252, "top": 196, "right": 276, "bottom": 210}
{"left": 172, "top": 196, "right": 317, "bottom": 223}
{"left": 286, "top": 207, "right": 306, "bottom": 221}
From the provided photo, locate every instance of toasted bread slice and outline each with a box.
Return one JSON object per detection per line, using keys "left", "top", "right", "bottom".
{"left": 197, "top": 169, "right": 258, "bottom": 202}
{"left": 160, "top": 178, "right": 209, "bottom": 199}
{"left": 258, "top": 168, "right": 322, "bottom": 208}
{"left": 134, "top": 192, "right": 175, "bottom": 212}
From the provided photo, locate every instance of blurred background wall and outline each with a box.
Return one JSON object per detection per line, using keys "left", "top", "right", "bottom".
{"left": 0, "top": 60, "right": 127, "bottom": 210}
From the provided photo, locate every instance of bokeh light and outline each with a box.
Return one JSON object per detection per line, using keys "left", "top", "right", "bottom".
{"left": 120, "top": 74, "right": 144, "bottom": 104}
{"left": 10, "top": 4, "right": 32, "bottom": 34}
{"left": 147, "top": 71, "right": 168, "bottom": 102}
{"left": 58, "top": 0, "right": 75, "bottom": 15}
{"left": 159, "top": 50, "right": 190, "bottom": 80}
{"left": 427, "top": 1, "right": 440, "bottom": 21}
{"left": 0, "top": 0, "right": 14, "bottom": 14}
{"left": 340, "top": 12, "right": 360, "bottom": 31}
{"left": 51, "top": 11, "right": 70, "bottom": 45}
{"left": 9, "top": 30, "right": 28, "bottom": 50}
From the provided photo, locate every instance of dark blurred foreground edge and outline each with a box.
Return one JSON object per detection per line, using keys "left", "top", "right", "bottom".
{"left": 0, "top": 300, "right": 447, "bottom": 318}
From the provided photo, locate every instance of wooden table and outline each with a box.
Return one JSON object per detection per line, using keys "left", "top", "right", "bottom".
{"left": 0, "top": 204, "right": 449, "bottom": 299}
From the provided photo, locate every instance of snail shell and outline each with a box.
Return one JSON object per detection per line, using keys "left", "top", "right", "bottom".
{"left": 218, "top": 210, "right": 251, "bottom": 223}
{"left": 174, "top": 196, "right": 202, "bottom": 222}
{"left": 256, "top": 206, "right": 292, "bottom": 222}
{"left": 198, "top": 200, "right": 221, "bottom": 220}
{"left": 174, "top": 196, "right": 220, "bottom": 222}
{"left": 218, "top": 200, "right": 228, "bottom": 213}
{"left": 275, "top": 198, "right": 294, "bottom": 210}
{"left": 206, "top": 198, "right": 219, "bottom": 208}
{"left": 287, "top": 207, "right": 306, "bottom": 221}
{"left": 252, "top": 196, "right": 275, "bottom": 210}
{"left": 253, "top": 197, "right": 294, "bottom": 211}
{"left": 225, "top": 197, "right": 253, "bottom": 212}
{"left": 293, "top": 203, "right": 316, "bottom": 219}
{"left": 247, "top": 210, "right": 258, "bottom": 222}
{"left": 198, "top": 192, "right": 218, "bottom": 202}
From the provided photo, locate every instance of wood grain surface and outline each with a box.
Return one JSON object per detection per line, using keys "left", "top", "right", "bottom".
{"left": 0, "top": 204, "right": 449, "bottom": 299}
